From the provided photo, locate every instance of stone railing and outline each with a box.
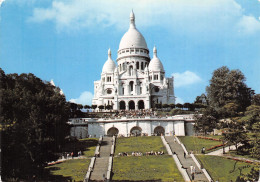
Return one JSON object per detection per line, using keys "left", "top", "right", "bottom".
{"left": 84, "top": 136, "right": 103, "bottom": 182}
{"left": 84, "top": 157, "right": 96, "bottom": 182}
{"left": 106, "top": 156, "right": 113, "bottom": 182}
{"left": 161, "top": 136, "right": 190, "bottom": 182}
{"left": 106, "top": 136, "right": 116, "bottom": 182}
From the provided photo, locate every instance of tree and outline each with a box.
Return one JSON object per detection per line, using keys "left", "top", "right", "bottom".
{"left": 91, "top": 105, "right": 97, "bottom": 110}
{"left": 155, "top": 103, "right": 162, "bottom": 109}
{"left": 222, "top": 118, "right": 248, "bottom": 153}
{"left": 84, "top": 105, "right": 91, "bottom": 109}
{"left": 194, "top": 112, "right": 217, "bottom": 135}
{"left": 98, "top": 105, "right": 104, "bottom": 110}
{"left": 162, "top": 104, "right": 169, "bottom": 109}
{"left": 77, "top": 104, "right": 83, "bottom": 110}
{"left": 206, "top": 66, "right": 253, "bottom": 113}
{"left": 252, "top": 94, "right": 260, "bottom": 106}
{"left": 176, "top": 103, "right": 183, "bottom": 109}
{"left": 1, "top": 69, "right": 70, "bottom": 180}
{"left": 241, "top": 104, "right": 260, "bottom": 158}
{"left": 169, "top": 104, "right": 175, "bottom": 109}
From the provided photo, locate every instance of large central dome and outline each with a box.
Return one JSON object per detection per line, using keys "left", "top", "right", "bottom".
{"left": 119, "top": 11, "right": 148, "bottom": 50}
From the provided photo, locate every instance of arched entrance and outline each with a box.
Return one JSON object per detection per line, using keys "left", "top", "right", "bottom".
{"left": 138, "top": 100, "right": 145, "bottom": 109}
{"left": 119, "top": 101, "right": 126, "bottom": 110}
{"left": 107, "top": 127, "right": 119, "bottom": 136}
{"left": 129, "top": 100, "right": 135, "bottom": 110}
{"left": 154, "top": 126, "right": 165, "bottom": 136}
{"left": 130, "top": 126, "right": 142, "bottom": 136}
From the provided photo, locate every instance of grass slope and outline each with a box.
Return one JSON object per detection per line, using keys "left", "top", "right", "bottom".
{"left": 112, "top": 156, "right": 184, "bottom": 182}
{"left": 115, "top": 136, "right": 167, "bottom": 154}
{"left": 196, "top": 155, "right": 257, "bottom": 181}
{"left": 46, "top": 159, "right": 90, "bottom": 181}
{"left": 178, "top": 136, "right": 222, "bottom": 154}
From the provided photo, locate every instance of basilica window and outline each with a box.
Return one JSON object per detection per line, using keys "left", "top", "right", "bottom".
{"left": 161, "top": 74, "right": 163, "bottom": 80}
{"left": 141, "top": 62, "right": 144, "bottom": 70}
{"left": 154, "top": 75, "right": 158, "bottom": 80}
{"left": 140, "top": 50, "right": 143, "bottom": 53}
{"left": 120, "top": 64, "right": 122, "bottom": 72}
{"left": 107, "top": 89, "right": 112, "bottom": 94}
{"left": 130, "top": 81, "right": 134, "bottom": 92}
{"left": 140, "top": 87, "right": 142, "bottom": 94}
{"left": 129, "top": 66, "right": 133, "bottom": 76}
{"left": 154, "top": 87, "right": 160, "bottom": 92}
{"left": 122, "top": 87, "right": 124, "bottom": 95}
{"left": 136, "top": 62, "right": 139, "bottom": 69}
{"left": 107, "top": 77, "right": 112, "bottom": 82}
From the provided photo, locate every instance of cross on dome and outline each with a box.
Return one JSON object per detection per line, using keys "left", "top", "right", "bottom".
{"left": 153, "top": 46, "right": 157, "bottom": 58}
{"left": 108, "top": 48, "right": 112, "bottom": 58}
{"left": 130, "top": 9, "right": 136, "bottom": 28}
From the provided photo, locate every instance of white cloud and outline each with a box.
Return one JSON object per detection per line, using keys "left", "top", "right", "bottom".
{"left": 69, "top": 91, "right": 93, "bottom": 106}
{"left": 237, "top": 15, "right": 260, "bottom": 34}
{"left": 0, "top": 0, "right": 5, "bottom": 7}
{"left": 175, "top": 97, "right": 184, "bottom": 104}
{"left": 172, "top": 71, "right": 202, "bottom": 88}
{"left": 27, "top": 0, "right": 260, "bottom": 35}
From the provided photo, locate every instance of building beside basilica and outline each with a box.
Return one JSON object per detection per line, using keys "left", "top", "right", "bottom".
{"left": 92, "top": 10, "right": 175, "bottom": 110}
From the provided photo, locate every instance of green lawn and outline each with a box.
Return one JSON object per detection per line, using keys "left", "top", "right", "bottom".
{"left": 196, "top": 155, "right": 257, "bottom": 181}
{"left": 115, "top": 136, "right": 167, "bottom": 154}
{"left": 43, "top": 138, "right": 97, "bottom": 181}
{"left": 112, "top": 156, "right": 184, "bottom": 182}
{"left": 79, "top": 138, "right": 98, "bottom": 157}
{"left": 178, "top": 136, "right": 223, "bottom": 154}
{"left": 227, "top": 150, "right": 259, "bottom": 161}
{"left": 62, "top": 138, "right": 98, "bottom": 157}
{"left": 46, "top": 159, "right": 90, "bottom": 181}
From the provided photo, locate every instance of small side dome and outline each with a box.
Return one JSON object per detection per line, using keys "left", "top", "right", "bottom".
{"left": 102, "top": 48, "right": 116, "bottom": 73}
{"left": 149, "top": 46, "right": 164, "bottom": 72}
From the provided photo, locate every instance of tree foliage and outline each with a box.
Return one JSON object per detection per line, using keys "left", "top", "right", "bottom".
{"left": 194, "top": 107, "right": 217, "bottom": 135}
{"left": 206, "top": 66, "right": 253, "bottom": 113}
{"left": 0, "top": 69, "right": 70, "bottom": 180}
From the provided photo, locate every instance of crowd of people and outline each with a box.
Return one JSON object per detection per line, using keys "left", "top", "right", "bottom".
{"left": 118, "top": 150, "right": 164, "bottom": 157}
{"left": 114, "top": 109, "right": 158, "bottom": 118}
{"left": 60, "top": 151, "right": 83, "bottom": 160}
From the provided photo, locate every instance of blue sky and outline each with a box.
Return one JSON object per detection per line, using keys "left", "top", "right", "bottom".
{"left": 1, "top": 0, "right": 260, "bottom": 105}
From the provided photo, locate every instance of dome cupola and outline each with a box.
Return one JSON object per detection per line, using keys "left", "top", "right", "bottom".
{"left": 148, "top": 46, "right": 164, "bottom": 72}
{"left": 119, "top": 10, "right": 148, "bottom": 50}
{"left": 102, "top": 48, "right": 116, "bottom": 73}
{"left": 117, "top": 10, "right": 150, "bottom": 61}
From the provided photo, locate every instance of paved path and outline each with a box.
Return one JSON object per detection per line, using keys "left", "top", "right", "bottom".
{"left": 207, "top": 145, "right": 260, "bottom": 164}
{"left": 206, "top": 145, "right": 237, "bottom": 156}
{"left": 90, "top": 137, "right": 112, "bottom": 182}
{"left": 165, "top": 136, "right": 208, "bottom": 182}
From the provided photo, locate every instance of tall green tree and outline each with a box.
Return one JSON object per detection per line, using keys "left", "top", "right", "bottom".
{"left": 206, "top": 66, "right": 253, "bottom": 114}
{"left": 0, "top": 69, "right": 70, "bottom": 180}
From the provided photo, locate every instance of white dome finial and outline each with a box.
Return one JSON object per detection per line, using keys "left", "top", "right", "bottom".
{"left": 130, "top": 9, "right": 135, "bottom": 28}
{"left": 153, "top": 46, "right": 157, "bottom": 58}
{"left": 108, "top": 48, "right": 112, "bottom": 59}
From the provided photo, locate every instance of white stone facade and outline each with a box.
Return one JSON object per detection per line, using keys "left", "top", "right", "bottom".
{"left": 69, "top": 115, "right": 195, "bottom": 138}
{"left": 92, "top": 11, "right": 175, "bottom": 110}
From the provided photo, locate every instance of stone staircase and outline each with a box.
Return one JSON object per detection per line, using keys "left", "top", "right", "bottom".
{"left": 165, "top": 136, "right": 208, "bottom": 182}
{"left": 90, "top": 137, "right": 112, "bottom": 182}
